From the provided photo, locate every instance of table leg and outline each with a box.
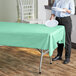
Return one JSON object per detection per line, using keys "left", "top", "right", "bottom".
{"left": 39, "top": 50, "right": 43, "bottom": 74}
{"left": 50, "top": 56, "right": 52, "bottom": 64}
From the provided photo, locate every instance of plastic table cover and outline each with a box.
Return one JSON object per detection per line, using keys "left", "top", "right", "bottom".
{"left": 0, "top": 22, "right": 65, "bottom": 56}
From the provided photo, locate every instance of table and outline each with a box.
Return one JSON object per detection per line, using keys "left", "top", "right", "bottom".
{"left": 0, "top": 22, "right": 65, "bottom": 73}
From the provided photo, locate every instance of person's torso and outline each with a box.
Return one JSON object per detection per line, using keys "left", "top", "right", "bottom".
{"left": 54, "top": 0, "right": 71, "bottom": 17}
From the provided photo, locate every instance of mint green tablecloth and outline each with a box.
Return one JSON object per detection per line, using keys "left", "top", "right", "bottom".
{"left": 0, "top": 22, "right": 65, "bottom": 56}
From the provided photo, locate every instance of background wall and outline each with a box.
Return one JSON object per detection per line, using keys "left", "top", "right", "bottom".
{"left": 75, "top": 0, "right": 76, "bottom": 5}
{"left": 70, "top": 0, "right": 76, "bottom": 43}
{"left": 38, "top": 0, "right": 51, "bottom": 24}
{"left": 0, "top": 0, "right": 17, "bottom": 22}
{"left": 34, "top": 0, "right": 38, "bottom": 19}
{"left": 0, "top": 0, "right": 38, "bottom": 22}
{"left": 38, "top": 0, "right": 48, "bottom": 21}
{"left": 71, "top": 15, "right": 76, "bottom": 43}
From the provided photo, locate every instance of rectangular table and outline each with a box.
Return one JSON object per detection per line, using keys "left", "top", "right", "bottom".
{"left": 0, "top": 22, "right": 65, "bottom": 73}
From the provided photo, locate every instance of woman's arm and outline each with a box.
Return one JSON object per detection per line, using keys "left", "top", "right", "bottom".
{"left": 63, "top": 8, "right": 71, "bottom": 14}
{"left": 50, "top": 14, "right": 55, "bottom": 20}
{"left": 63, "top": 0, "right": 75, "bottom": 14}
{"left": 50, "top": 1, "right": 56, "bottom": 20}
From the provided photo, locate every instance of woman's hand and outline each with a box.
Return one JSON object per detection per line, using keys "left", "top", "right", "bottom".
{"left": 63, "top": 8, "right": 71, "bottom": 14}
{"left": 50, "top": 14, "right": 55, "bottom": 20}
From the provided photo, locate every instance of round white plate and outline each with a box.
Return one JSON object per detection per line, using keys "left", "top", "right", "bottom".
{"left": 52, "top": 7, "right": 66, "bottom": 12}
{"left": 45, "top": 20, "right": 58, "bottom": 27}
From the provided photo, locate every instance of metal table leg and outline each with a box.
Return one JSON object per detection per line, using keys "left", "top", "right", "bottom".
{"left": 39, "top": 50, "right": 43, "bottom": 74}
{"left": 37, "top": 49, "right": 50, "bottom": 74}
{"left": 50, "top": 56, "right": 52, "bottom": 64}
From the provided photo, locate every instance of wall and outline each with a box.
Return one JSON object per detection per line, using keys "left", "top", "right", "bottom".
{"left": 75, "top": 0, "right": 76, "bottom": 5}
{"left": 0, "top": 0, "right": 4, "bottom": 21}
{"left": 71, "top": 0, "right": 76, "bottom": 43}
{"left": 38, "top": 0, "right": 47, "bottom": 21}
{"left": 0, "top": 0, "right": 17, "bottom": 22}
{"left": 34, "top": 0, "right": 38, "bottom": 19}
{"left": 0, "top": 0, "right": 38, "bottom": 22}
{"left": 71, "top": 15, "right": 76, "bottom": 43}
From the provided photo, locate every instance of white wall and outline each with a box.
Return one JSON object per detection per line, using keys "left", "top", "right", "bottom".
{"left": 71, "top": 0, "right": 76, "bottom": 43}
{"left": 38, "top": 0, "right": 52, "bottom": 24}
{"left": 38, "top": 0, "right": 49, "bottom": 21}
{"left": 0, "top": 0, "right": 17, "bottom": 22}
{"left": 34, "top": 0, "right": 38, "bottom": 18}
{"left": 75, "top": 0, "right": 76, "bottom": 5}
{"left": 71, "top": 15, "right": 76, "bottom": 43}
{"left": 0, "top": 0, "right": 38, "bottom": 22}
{"left": 0, "top": 0, "right": 4, "bottom": 21}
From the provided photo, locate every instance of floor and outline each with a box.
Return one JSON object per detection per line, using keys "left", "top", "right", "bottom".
{"left": 0, "top": 46, "right": 76, "bottom": 76}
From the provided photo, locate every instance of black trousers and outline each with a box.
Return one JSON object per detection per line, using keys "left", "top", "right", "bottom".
{"left": 56, "top": 16, "right": 72, "bottom": 59}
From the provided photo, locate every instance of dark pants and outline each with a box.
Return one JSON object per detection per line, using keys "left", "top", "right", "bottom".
{"left": 56, "top": 16, "right": 72, "bottom": 59}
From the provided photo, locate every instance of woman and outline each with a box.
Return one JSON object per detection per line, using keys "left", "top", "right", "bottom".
{"left": 50, "top": 0, "right": 75, "bottom": 64}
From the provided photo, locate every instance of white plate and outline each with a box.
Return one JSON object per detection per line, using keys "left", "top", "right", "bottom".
{"left": 45, "top": 20, "right": 58, "bottom": 27}
{"left": 52, "top": 7, "right": 66, "bottom": 12}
